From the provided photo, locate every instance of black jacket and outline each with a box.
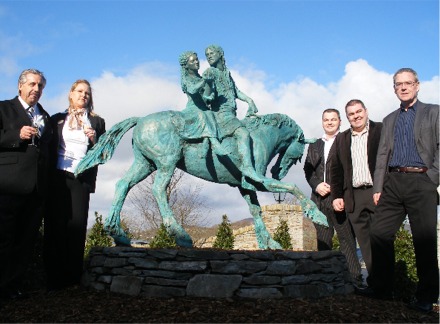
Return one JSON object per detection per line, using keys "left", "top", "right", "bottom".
{"left": 303, "top": 138, "right": 335, "bottom": 212}
{"left": 0, "top": 96, "right": 52, "bottom": 194}
{"left": 329, "top": 120, "right": 382, "bottom": 213}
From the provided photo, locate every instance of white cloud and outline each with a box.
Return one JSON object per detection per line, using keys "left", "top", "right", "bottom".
{"left": 0, "top": 29, "right": 45, "bottom": 98}
{"left": 55, "top": 60, "right": 438, "bottom": 227}
{"left": 91, "top": 67, "right": 184, "bottom": 127}
{"left": 419, "top": 76, "right": 440, "bottom": 104}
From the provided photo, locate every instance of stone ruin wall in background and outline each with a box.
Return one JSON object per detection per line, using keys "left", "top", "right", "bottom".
{"left": 197, "top": 204, "right": 317, "bottom": 251}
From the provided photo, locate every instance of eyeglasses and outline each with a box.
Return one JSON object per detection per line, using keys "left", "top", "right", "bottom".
{"left": 394, "top": 81, "right": 418, "bottom": 89}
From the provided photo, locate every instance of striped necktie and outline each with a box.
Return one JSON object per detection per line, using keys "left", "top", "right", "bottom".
{"left": 26, "top": 106, "right": 35, "bottom": 121}
{"left": 26, "top": 106, "right": 42, "bottom": 138}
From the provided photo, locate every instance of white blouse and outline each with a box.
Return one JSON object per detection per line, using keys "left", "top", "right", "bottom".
{"left": 56, "top": 114, "right": 90, "bottom": 173}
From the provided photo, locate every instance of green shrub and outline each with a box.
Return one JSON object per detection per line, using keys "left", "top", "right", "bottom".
{"left": 84, "top": 212, "right": 113, "bottom": 258}
{"left": 149, "top": 223, "right": 177, "bottom": 248}
{"left": 332, "top": 234, "right": 340, "bottom": 251}
{"left": 333, "top": 224, "right": 417, "bottom": 300}
{"left": 273, "top": 219, "right": 292, "bottom": 249}
{"left": 213, "top": 214, "right": 234, "bottom": 249}
{"left": 394, "top": 225, "right": 417, "bottom": 300}
{"left": 120, "top": 218, "right": 134, "bottom": 240}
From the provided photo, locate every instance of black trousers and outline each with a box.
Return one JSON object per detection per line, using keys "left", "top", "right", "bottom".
{"left": 314, "top": 205, "right": 361, "bottom": 280}
{"left": 44, "top": 170, "right": 91, "bottom": 290}
{"left": 0, "top": 190, "right": 44, "bottom": 294}
{"left": 370, "top": 172, "right": 439, "bottom": 302}
{"left": 347, "top": 187, "right": 375, "bottom": 277}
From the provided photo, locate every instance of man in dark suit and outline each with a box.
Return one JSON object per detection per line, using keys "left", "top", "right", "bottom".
{"left": 0, "top": 69, "right": 52, "bottom": 299}
{"left": 304, "top": 108, "right": 361, "bottom": 284}
{"left": 368, "top": 68, "right": 439, "bottom": 312}
{"left": 329, "top": 99, "right": 382, "bottom": 285}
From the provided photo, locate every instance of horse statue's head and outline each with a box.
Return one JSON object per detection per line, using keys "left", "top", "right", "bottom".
{"left": 270, "top": 130, "right": 316, "bottom": 180}
{"left": 244, "top": 113, "right": 316, "bottom": 181}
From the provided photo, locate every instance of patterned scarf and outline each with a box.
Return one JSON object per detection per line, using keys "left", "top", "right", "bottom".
{"left": 68, "top": 107, "right": 87, "bottom": 129}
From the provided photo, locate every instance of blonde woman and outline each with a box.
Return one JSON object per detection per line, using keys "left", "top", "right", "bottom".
{"left": 44, "top": 80, "right": 105, "bottom": 291}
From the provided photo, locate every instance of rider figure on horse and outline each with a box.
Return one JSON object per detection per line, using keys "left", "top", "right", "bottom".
{"left": 202, "top": 44, "right": 266, "bottom": 189}
{"left": 178, "top": 51, "right": 227, "bottom": 157}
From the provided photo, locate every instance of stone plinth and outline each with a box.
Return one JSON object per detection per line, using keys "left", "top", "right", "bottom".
{"left": 83, "top": 247, "right": 354, "bottom": 299}
{"left": 197, "top": 204, "right": 317, "bottom": 251}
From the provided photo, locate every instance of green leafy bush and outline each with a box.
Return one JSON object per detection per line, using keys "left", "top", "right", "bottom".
{"left": 394, "top": 225, "right": 417, "bottom": 300}
{"left": 149, "top": 223, "right": 177, "bottom": 248}
{"left": 84, "top": 212, "right": 112, "bottom": 258}
{"left": 273, "top": 219, "right": 292, "bottom": 249}
{"left": 332, "top": 233, "right": 340, "bottom": 251}
{"left": 213, "top": 214, "right": 234, "bottom": 249}
{"left": 332, "top": 224, "right": 417, "bottom": 300}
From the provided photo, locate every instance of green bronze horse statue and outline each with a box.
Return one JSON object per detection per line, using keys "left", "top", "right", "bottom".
{"left": 76, "top": 112, "right": 327, "bottom": 249}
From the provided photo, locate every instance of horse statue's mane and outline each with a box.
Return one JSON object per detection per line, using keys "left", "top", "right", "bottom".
{"left": 243, "top": 113, "right": 297, "bottom": 132}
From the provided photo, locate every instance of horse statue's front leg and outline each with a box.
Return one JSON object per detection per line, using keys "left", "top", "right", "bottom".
{"left": 239, "top": 188, "right": 282, "bottom": 250}
{"left": 263, "top": 179, "right": 329, "bottom": 227}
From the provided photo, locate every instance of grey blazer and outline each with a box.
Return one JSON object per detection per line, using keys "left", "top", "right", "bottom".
{"left": 373, "top": 101, "right": 439, "bottom": 193}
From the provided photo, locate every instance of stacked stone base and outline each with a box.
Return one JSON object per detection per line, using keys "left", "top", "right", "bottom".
{"left": 83, "top": 247, "right": 355, "bottom": 299}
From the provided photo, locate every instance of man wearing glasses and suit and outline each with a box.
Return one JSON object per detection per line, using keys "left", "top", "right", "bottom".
{"left": 366, "top": 68, "right": 439, "bottom": 313}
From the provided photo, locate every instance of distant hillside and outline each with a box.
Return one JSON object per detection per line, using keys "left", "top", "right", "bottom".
{"left": 186, "top": 218, "right": 254, "bottom": 243}
{"left": 89, "top": 218, "right": 256, "bottom": 244}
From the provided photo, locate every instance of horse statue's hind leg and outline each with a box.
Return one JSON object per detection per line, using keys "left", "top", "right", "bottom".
{"left": 239, "top": 187, "right": 282, "bottom": 249}
{"left": 152, "top": 162, "right": 193, "bottom": 247}
{"left": 105, "top": 149, "right": 156, "bottom": 246}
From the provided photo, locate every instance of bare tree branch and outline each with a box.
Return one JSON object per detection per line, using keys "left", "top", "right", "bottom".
{"left": 123, "top": 170, "right": 211, "bottom": 233}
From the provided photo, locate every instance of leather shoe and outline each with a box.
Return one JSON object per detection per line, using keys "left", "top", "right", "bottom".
{"left": 355, "top": 286, "right": 393, "bottom": 300}
{"left": 407, "top": 299, "right": 433, "bottom": 313}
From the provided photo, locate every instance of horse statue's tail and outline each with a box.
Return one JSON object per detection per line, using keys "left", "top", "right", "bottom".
{"left": 75, "top": 117, "right": 140, "bottom": 176}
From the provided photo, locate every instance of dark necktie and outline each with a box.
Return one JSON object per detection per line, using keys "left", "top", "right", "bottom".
{"left": 26, "top": 106, "right": 42, "bottom": 139}
{"left": 26, "top": 106, "right": 35, "bottom": 122}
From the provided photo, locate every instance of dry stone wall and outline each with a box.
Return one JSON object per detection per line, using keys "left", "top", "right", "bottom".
{"left": 83, "top": 247, "right": 354, "bottom": 299}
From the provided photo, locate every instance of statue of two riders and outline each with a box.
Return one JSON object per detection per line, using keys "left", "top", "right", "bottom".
{"left": 76, "top": 45, "right": 327, "bottom": 249}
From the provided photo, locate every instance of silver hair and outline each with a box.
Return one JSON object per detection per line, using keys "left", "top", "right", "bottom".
{"left": 18, "top": 69, "right": 46, "bottom": 87}
{"left": 393, "top": 68, "right": 419, "bottom": 84}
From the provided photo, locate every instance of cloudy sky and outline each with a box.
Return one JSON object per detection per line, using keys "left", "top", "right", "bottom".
{"left": 1, "top": 0, "right": 438, "bottom": 226}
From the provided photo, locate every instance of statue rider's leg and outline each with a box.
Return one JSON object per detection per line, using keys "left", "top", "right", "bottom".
{"left": 199, "top": 138, "right": 227, "bottom": 158}
{"left": 209, "top": 137, "right": 228, "bottom": 155}
{"left": 199, "top": 138, "right": 210, "bottom": 158}
{"left": 199, "top": 109, "right": 227, "bottom": 155}
{"left": 234, "top": 127, "right": 265, "bottom": 187}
